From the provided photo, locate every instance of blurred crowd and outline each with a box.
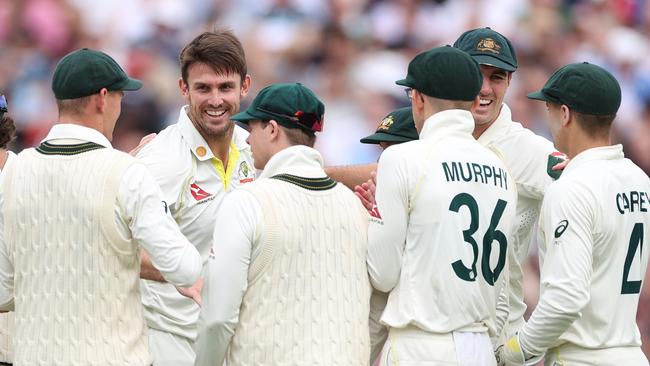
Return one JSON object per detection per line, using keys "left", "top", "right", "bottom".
{"left": 0, "top": 0, "right": 649, "bottom": 358}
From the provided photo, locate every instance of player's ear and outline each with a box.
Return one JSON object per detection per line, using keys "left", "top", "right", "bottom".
{"left": 240, "top": 74, "right": 251, "bottom": 98}
{"left": 179, "top": 77, "right": 189, "bottom": 96}
{"left": 560, "top": 104, "right": 572, "bottom": 127}
{"left": 268, "top": 119, "right": 281, "bottom": 141}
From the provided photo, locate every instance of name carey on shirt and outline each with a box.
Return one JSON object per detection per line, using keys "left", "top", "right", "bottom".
{"left": 616, "top": 190, "right": 649, "bottom": 214}
{"left": 441, "top": 161, "right": 508, "bottom": 190}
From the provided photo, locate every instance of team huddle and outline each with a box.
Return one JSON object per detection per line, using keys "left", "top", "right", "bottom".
{"left": 0, "top": 26, "right": 647, "bottom": 366}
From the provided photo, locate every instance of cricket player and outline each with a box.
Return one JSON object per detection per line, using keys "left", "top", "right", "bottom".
{"left": 0, "top": 48, "right": 202, "bottom": 365}
{"left": 502, "top": 62, "right": 650, "bottom": 365}
{"left": 194, "top": 83, "right": 371, "bottom": 365}
{"left": 360, "top": 106, "right": 419, "bottom": 150}
{"left": 360, "top": 106, "right": 418, "bottom": 364}
{"left": 0, "top": 95, "right": 14, "bottom": 366}
{"left": 453, "top": 27, "right": 565, "bottom": 340}
{"left": 347, "top": 29, "right": 566, "bottom": 344}
{"left": 135, "top": 30, "right": 255, "bottom": 366}
{"left": 368, "top": 46, "right": 517, "bottom": 365}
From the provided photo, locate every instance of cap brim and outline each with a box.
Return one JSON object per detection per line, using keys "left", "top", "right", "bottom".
{"left": 526, "top": 90, "right": 549, "bottom": 101}
{"left": 472, "top": 55, "right": 517, "bottom": 72}
{"left": 360, "top": 132, "right": 413, "bottom": 144}
{"left": 395, "top": 77, "right": 418, "bottom": 88}
{"left": 230, "top": 110, "right": 261, "bottom": 123}
{"left": 122, "top": 78, "right": 143, "bottom": 91}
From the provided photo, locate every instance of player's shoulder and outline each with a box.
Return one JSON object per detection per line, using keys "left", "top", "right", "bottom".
{"left": 232, "top": 124, "right": 250, "bottom": 143}
{"left": 136, "top": 125, "right": 191, "bottom": 170}
{"left": 544, "top": 167, "right": 593, "bottom": 205}
{"left": 138, "top": 124, "right": 184, "bottom": 157}
{"left": 380, "top": 139, "right": 422, "bottom": 162}
{"left": 494, "top": 122, "right": 555, "bottom": 156}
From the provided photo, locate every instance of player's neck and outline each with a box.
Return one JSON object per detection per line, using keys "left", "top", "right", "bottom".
{"left": 0, "top": 148, "right": 7, "bottom": 170}
{"left": 206, "top": 128, "right": 234, "bottom": 164}
{"left": 57, "top": 113, "right": 106, "bottom": 138}
{"left": 472, "top": 120, "right": 494, "bottom": 139}
{"left": 566, "top": 135, "right": 611, "bottom": 159}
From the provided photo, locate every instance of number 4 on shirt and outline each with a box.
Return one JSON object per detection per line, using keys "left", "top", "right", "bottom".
{"left": 622, "top": 223, "right": 644, "bottom": 295}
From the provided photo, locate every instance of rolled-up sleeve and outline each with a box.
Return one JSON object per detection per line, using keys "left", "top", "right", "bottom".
{"left": 118, "top": 163, "right": 201, "bottom": 287}
{"left": 194, "top": 189, "right": 260, "bottom": 366}
{"left": 367, "top": 149, "right": 409, "bottom": 292}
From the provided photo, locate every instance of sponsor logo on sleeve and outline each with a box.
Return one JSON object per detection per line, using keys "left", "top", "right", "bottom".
{"left": 554, "top": 219, "right": 569, "bottom": 238}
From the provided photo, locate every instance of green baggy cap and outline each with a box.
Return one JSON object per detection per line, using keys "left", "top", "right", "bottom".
{"left": 395, "top": 46, "right": 482, "bottom": 101}
{"left": 52, "top": 48, "right": 142, "bottom": 100}
{"left": 231, "top": 83, "right": 325, "bottom": 132}
{"left": 360, "top": 107, "right": 418, "bottom": 144}
{"left": 453, "top": 27, "right": 518, "bottom": 72}
{"left": 527, "top": 62, "right": 621, "bottom": 116}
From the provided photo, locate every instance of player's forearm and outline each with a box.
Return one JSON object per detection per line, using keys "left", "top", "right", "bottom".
{"left": 325, "top": 163, "right": 377, "bottom": 190}
{"left": 140, "top": 249, "right": 166, "bottom": 282}
{"left": 519, "top": 284, "right": 587, "bottom": 356}
{"left": 494, "top": 277, "right": 510, "bottom": 342}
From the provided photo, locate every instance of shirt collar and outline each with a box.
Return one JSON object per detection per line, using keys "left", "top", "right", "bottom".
{"left": 177, "top": 106, "right": 250, "bottom": 161}
{"left": 419, "top": 109, "right": 475, "bottom": 140}
{"left": 41, "top": 123, "right": 112, "bottom": 148}
{"left": 476, "top": 103, "right": 519, "bottom": 144}
{"left": 563, "top": 145, "right": 624, "bottom": 175}
{"left": 259, "top": 145, "right": 326, "bottom": 179}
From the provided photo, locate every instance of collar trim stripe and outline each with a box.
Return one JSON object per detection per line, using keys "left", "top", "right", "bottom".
{"left": 36, "top": 141, "right": 105, "bottom": 155}
{"left": 270, "top": 174, "right": 337, "bottom": 191}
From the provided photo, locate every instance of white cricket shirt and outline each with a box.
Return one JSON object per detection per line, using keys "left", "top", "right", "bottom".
{"left": 137, "top": 107, "right": 255, "bottom": 340}
{"left": 520, "top": 145, "right": 650, "bottom": 355}
{"left": 368, "top": 109, "right": 517, "bottom": 336}
{"left": 477, "top": 104, "right": 559, "bottom": 333}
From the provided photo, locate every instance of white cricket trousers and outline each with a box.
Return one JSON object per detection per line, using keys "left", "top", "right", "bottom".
{"left": 378, "top": 325, "right": 497, "bottom": 366}
{"left": 148, "top": 328, "right": 195, "bottom": 366}
{"left": 544, "top": 343, "right": 649, "bottom": 366}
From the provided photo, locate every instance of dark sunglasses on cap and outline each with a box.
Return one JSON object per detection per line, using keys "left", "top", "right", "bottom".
{"left": 256, "top": 107, "right": 323, "bottom": 132}
{"left": 0, "top": 95, "right": 7, "bottom": 119}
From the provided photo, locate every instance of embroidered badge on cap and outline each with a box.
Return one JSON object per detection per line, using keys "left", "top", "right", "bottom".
{"left": 377, "top": 115, "right": 394, "bottom": 131}
{"left": 477, "top": 38, "right": 501, "bottom": 54}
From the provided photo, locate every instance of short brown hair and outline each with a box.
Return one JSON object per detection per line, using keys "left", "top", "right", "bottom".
{"left": 260, "top": 121, "right": 317, "bottom": 147}
{"left": 282, "top": 126, "right": 317, "bottom": 147}
{"left": 0, "top": 115, "right": 16, "bottom": 149}
{"left": 574, "top": 111, "right": 615, "bottom": 138}
{"left": 179, "top": 30, "right": 247, "bottom": 84}
{"left": 56, "top": 96, "right": 92, "bottom": 116}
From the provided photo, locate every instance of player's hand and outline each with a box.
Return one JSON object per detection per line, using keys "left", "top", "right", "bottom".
{"left": 354, "top": 171, "right": 376, "bottom": 211}
{"left": 176, "top": 277, "right": 204, "bottom": 306}
{"left": 129, "top": 133, "right": 157, "bottom": 156}
{"left": 552, "top": 158, "right": 569, "bottom": 171}
{"left": 502, "top": 333, "right": 542, "bottom": 366}
{"left": 494, "top": 345, "right": 505, "bottom": 366}
{"left": 501, "top": 335, "right": 526, "bottom": 366}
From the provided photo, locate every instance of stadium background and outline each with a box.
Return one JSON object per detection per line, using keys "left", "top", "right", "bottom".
{"left": 0, "top": 0, "right": 649, "bottom": 359}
